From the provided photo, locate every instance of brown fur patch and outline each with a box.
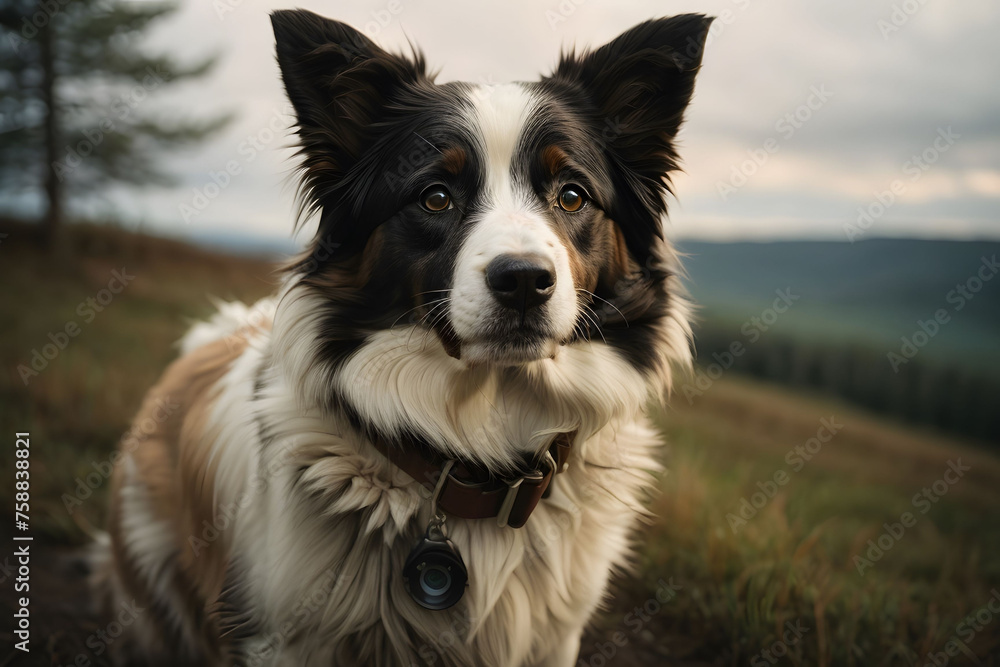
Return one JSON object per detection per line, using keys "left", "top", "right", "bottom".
{"left": 565, "top": 243, "right": 594, "bottom": 293}
{"left": 588, "top": 218, "right": 638, "bottom": 300}
{"left": 548, "top": 209, "right": 637, "bottom": 336}
{"left": 607, "top": 221, "right": 633, "bottom": 281}
{"left": 549, "top": 215, "right": 613, "bottom": 295}
{"left": 441, "top": 146, "right": 466, "bottom": 175}
{"left": 541, "top": 145, "right": 570, "bottom": 176}
{"left": 108, "top": 336, "right": 249, "bottom": 661}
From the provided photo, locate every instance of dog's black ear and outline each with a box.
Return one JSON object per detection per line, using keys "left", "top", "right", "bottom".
{"left": 549, "top": 15, "right": 713, "bottom": 258}
{"left": 271, "top": 10, "right": 427, "bottom": 223}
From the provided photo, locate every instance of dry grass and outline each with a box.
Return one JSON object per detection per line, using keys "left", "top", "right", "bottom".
{"left": 0, "top": 223, "right": 276, "bottom": 538}
{"left": 580, "top": 379, "right": 1000, "bottom": 665}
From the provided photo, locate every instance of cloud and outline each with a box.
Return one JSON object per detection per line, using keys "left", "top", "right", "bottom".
{"left": 68, "top": 0, "right": 1000, "bottom": 243}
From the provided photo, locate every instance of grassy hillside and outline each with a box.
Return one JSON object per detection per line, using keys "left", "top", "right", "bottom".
{"left": 0, "top": 223, "right": 277, "bottom": 539}
{"left": 1, "top": 225, "right": 998, "bottom": 665}
{"left": 582, "top": 378, "right": 1000, "bottom": 665}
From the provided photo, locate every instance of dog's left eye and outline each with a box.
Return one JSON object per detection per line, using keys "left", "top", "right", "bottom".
{"left": 421, "top": 186, "right": 452, "bottom": 212}
{"left": 558, "top": 184, "right": 586, "bottom": 212}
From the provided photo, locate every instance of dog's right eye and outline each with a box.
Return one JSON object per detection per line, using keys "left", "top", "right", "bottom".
{"left": 420, "top": 186, "right": 452, "bottom": 213}
{"left": 558, "top": 184, "right": 586, "bottom": 212}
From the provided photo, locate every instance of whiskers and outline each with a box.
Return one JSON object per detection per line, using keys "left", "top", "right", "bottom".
{"left": 573, "top": 288, "right": 618, "bottom": 345}
{"left": 406, "top": 295, "right": 453, "bottom": 349}
{"left": 576, "top": 288, "right": 628, "bottom": 326}
{"left": 378, "top": 289, "right": 455, "bottom": 357}
{"left": 573, "top": 302, "right": 607, "bottom": 345}
{"left": 388, "top": 290, "right": 452, "bottom": 331}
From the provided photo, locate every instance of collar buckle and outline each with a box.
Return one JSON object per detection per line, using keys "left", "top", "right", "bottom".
{"left": 497, "top": 450, "right": 556, "bottom": 528}
{"left": 496, "top": 477, "right": 524, "bottom": 528}
{"left": 372, "top": 430, "right": 576, "bottom": 529}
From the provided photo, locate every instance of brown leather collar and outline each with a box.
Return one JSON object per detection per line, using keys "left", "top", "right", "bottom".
{"left": 371, "top": 431, "right": 575, "bottom": 528}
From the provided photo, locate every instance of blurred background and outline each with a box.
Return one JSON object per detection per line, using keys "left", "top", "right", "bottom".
{"left": 1, "top": 1, "right": 998, "bottom": 665}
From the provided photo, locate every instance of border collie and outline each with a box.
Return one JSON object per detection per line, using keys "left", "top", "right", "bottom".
{"left": 98, "top": 9, "right": 711, "bottom": 666}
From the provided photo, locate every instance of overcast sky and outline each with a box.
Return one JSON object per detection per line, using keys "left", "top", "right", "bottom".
{"left": 65, "top": 0, "right": 1000, "bottom": 244}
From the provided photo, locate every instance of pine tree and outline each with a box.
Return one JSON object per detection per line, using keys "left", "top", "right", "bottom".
{"left": 0, "top": 0, "right": 229, "bottom": 247}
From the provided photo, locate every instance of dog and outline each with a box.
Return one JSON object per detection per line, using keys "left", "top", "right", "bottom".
{"left": 97, "top": 9, "right": 711, "bottom": 666}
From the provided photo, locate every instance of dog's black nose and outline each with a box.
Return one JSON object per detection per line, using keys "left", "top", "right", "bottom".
{"left": 485, "top": 254, "right": 556, "bottom": 314}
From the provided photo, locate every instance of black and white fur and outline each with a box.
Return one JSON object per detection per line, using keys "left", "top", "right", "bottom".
{"left": 100, "top": 10, "right": 711, "bottom": 666}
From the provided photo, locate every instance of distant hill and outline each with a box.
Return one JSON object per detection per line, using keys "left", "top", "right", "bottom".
{"left": 678, "top": 238, "right": 1000, "bottom": 378}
